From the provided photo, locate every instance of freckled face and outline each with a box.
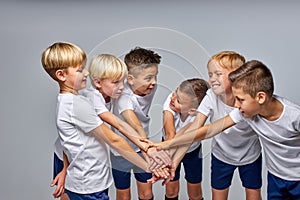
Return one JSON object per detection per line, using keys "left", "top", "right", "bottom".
{"left": 207, "top": 60, "right": 232, "bottom": 96}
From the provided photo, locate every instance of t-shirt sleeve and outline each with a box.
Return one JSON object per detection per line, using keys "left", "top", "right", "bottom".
{"left": 73, "top": 96, "right": 103, "bottom": 133}
{"left": 197, "top": 94, "right": 211, "bottom": 116}
{"left": 229, "top": 108, "right": 244, "bottom": 124}
{"left": 117, "top": 93, "right": 134, "bottom": 114}
{"left": 163, "top": 93, "right": 175, "bottom": 115}
{"left": 92, "top": 91, "right": 109, "bottom": 115}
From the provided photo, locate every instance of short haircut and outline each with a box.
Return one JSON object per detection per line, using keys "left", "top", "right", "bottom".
{"left": 124, "top": 47, "right": 161, "bottom": 76}
{"left": 41, "top": 42, "right": 86, "bottom": 81}
{"left": 229, "top": 60, "right": 274, "bottom": 98}
{"left": 89, "top": 54, "right": 128, "bottom": 88}
{"left": 178, "top": 78, "right": 209, "bottom": 108}
{"left": 208, "top": 51, "right": 245, "bottom": 71}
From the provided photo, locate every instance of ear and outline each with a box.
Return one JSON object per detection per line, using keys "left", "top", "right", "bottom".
{"left": 55, "top": 69, "right": 66, "bottom": 82}
{"left": 188, "top": 108, "right": 197, "bottom": 115}
{"left": 93, "top": 78, "right": 101, "bottom": 89}
{"left": 127, "top": 74, "right": 134, "bottom": 85}
{"left": 256, "top": 91, "right": 266, "bottom": 104}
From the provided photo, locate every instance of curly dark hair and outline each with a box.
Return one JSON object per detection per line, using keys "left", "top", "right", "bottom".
{"left": 124, "top": 47, "right": 161, "bottom": 74}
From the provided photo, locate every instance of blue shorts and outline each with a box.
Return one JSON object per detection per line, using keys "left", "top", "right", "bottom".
{"left": 110, "top": 151, "right": 152, "bottom": 189}
{"left": 53, "top": 153, "right": 63, "bottom": 180}
{"left": 170, "top": 145, "right": 202, "bottom": 184}
{"left": 267, "top": 172, "right": 300, "bottom": 200}
{"left": 211, "top": 154, "right": 262, "bottom": 190}
{"left": 66, "top": 189, "right": 109, "bottom": 200}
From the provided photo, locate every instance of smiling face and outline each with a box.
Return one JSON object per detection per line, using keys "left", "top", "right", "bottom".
{"left": 128, "top": 65, "right": 158, "bottom": 96}
{"left": 232, "top": 86, "right": 261, "bottom": 118}
{"left": 207, "top": 60, "right": 232, "bottom": 96}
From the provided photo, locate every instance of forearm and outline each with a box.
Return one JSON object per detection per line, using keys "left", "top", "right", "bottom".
{"left": 112, "top": 139, "right": 148, "bottom": 171}
{"left": 167, "top": 115, "right": 235, "bottom": 148}
{"left": 93, "top": 124, "right": 148, "bottom": 172}
{"left": 117, "top": 119, "right": 149, "bottom": 151}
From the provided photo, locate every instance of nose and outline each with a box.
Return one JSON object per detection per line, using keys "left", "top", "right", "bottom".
{"left": 119, "top": 81, "right": 124, "bottom": 90}
{"left": 151, "top": 76, "right": 157, "bottom": 85}
{"left": 84, "top": 68, "right": 89, "bottom": 76}
{"left": 234, "top": 100, "right": 240, "bottom": 108}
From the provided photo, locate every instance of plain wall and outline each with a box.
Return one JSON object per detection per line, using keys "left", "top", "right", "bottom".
{"left": 1, "top": 1, "right": 300, "bottom": 199}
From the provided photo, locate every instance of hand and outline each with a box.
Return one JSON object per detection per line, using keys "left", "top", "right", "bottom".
{"left": 147, "top": 147, "right": 172, "bottom": 170}
{"left": 50, "top": 170, "right": 66, "bottom": 198}
{"left": 147, "top": 165, "right": 175, "bottom": 185}
{"left": 140, "top": 139, "right": 171, "bottom": 151}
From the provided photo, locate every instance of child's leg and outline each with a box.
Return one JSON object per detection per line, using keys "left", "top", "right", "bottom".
{"left": 136, "top": 180, "right": 153, "bottom": 200}
{"left": 267, "top": 172, "right": 300, "bottom": 200}
{"left": 110, "top": 153, "right": 132, "bottom": 200}
{"left": 238, "top": 155, "right": 262, "bottom": 200}
{"left": 133, "top": 151, "right": 154, "bottom": 200}
{"left": 183, "top": 146, "right": 203, "bottom": 200}
{"left": 211, "top": 154, "right": 235, "bottom": 200}
{"left": 165, "top": 164, "right": 181, "bottom": 199}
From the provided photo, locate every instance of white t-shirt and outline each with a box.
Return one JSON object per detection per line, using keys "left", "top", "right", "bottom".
{"left": 198, "top": 89, "right": 261, "bottom": 165}
{"left": 56, "top": 93, "right": 113, "bottom": 194}
{"left": 80, "top": 86, "right": 112, "bottom": 115}
{"left": 162, "top": 93, "right": 201, "bottom": 154}
{"left": 111, "top": 82, "right": 156, "bottom": 156}
{"left": 230, "top": 95, "right": 300, "bottom": 181}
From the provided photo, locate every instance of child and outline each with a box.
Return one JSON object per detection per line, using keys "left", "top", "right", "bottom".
{"left": 228, "top": 60, "right": 300, "bottom": 200}
{"left": 110, "top": 47, "right": 161, "bottom": 200}
{"left": 198, "top": 51, "right": 262, "bottom": 200}
{"left": 41, "top": 42, "right": 151, "bottom": 200}
{"left": 162, "top": 78, "right": 208, "bottom": 200}
{"left": 156, "top": 60, "right": 300, "bottom": 200}
{"left": 81, "top": 53, "right": 171, "bottom": 171}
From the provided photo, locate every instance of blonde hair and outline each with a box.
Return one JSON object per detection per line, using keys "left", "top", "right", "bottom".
{"left": 41, "top": 42, "right": 86, "bottom": 81}
{"left": 89, "top": 54, "right": 128, "bottom": 88}
{"left": 208, "top": 51, "right": 245, "bottom": 71}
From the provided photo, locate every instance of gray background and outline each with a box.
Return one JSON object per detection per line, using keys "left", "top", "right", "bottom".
{"left": 1, "top": 0, "right": 300, "bottom": 199}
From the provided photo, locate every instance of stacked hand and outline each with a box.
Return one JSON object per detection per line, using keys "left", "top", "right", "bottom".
{"left": 141, "top": 139, "right": 174, "bottom": 185}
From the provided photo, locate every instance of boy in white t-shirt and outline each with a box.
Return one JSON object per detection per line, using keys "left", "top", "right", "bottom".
{"left": 81, "top": 54, "right": 170, "bottom": 166}
{"left": 41, "top": 42, "right": 151, "bottom": 200}
{"left": 198, "top": 51, "right": 262, "bottom": 200}
{"left": 155, "top": 60, "right": 300, "bottom": 200}
{"left": 162, "top": 78, "right": 208, "bottom": 200}
{"left": 111, "top": 47, "right": 162, "bottom": 200}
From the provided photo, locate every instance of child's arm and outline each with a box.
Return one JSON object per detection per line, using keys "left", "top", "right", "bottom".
{"left": 121, "top": 109, "right": 148, "bottom": 139}
{"left": 92, "top": 123, "right": 149, "bottom": 172}
{"left": 159, "top": 114, "right": 236, "bottom": 150}
{"left": 100, "top": 111, "right": 171, "bottom": 166}
{"left": 121, "top": 109, "right": 171, "bottom": 167}
{"left": 163, "top": 110, "right": 176, "bottom": 140}
{"left": 100, "top": 111, "right": 149, "bottom": 151}
{"left": 168, "top": 112, "right": 208, "bottom": 168}
{"left": 50, "top": 152, "right": 69, "bottom": 198}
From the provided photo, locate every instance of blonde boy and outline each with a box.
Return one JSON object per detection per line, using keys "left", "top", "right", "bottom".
{"left": 41, "top": 42, "right": 150, "bottom": 200}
